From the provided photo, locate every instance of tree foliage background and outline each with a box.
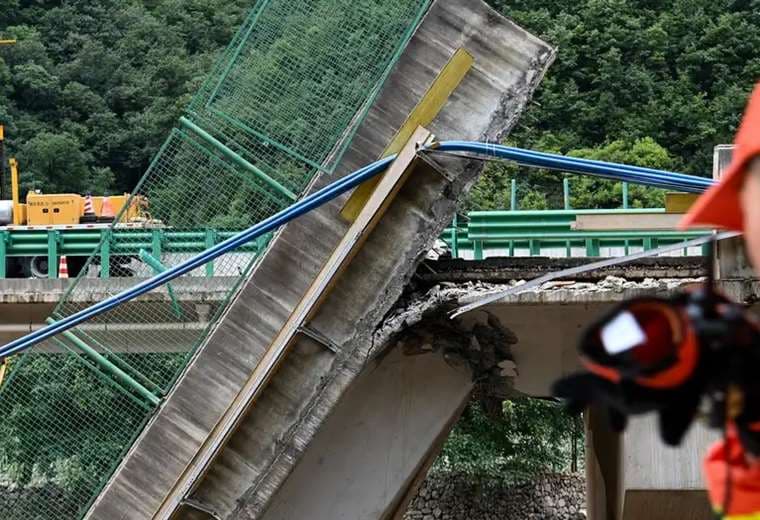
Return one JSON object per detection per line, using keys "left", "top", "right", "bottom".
{"left": 0, "top": 0, "right": 757, "bottom": 486}
{"left": 0, "top": 0, "right": 251, "bottom": 196}
{"left": 469, "top": 0, "right": 758, "bottom": 210}
{"left": 1, "top": 0, "right": 756, "bottom": 204}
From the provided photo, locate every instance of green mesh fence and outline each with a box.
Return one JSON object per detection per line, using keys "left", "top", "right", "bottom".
{"left": 0, "top": 0, "right": 430, "bottom": 517}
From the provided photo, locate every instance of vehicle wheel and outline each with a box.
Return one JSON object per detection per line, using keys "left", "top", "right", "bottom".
{"left": 29, "top": 256, "right": 49, "bottom": 279}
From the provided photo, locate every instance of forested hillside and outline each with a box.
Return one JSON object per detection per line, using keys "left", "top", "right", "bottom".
{"left": 473, "top": 0, "right": 760, "bottom": 210}
{"left": 0, "top": 0, "right": 250, "bottom": 195}
{"left": 1, "top": 0, "right": 758, "bottom": 204}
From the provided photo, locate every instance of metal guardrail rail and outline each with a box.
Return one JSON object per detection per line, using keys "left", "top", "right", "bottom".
{"left": 0, "top": 207, "right": 709, "bottom": 279}
{"left": 0, "top": 228, "right": 270, "bottom": 278}
{"left": 441, "top": 209, "right": 709, "bottom": 259}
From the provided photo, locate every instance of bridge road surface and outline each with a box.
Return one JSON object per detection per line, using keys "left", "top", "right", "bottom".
{"left": 0, "top": 278, "right": 233, "bottom": 352}
{"left": 84, "top": 1, "right": 556, "bottom": 518}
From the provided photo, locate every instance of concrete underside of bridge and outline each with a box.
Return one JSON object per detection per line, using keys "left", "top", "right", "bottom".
{"left": 85, "top": 1, "right": 554, "bottom": 519}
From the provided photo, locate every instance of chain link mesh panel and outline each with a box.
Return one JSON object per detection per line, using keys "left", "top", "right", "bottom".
{"left": 0, "top": 0, "right": 431, "bottom": 517}
{"left": 190, "top": 0, "right": 430, "bottom": 173}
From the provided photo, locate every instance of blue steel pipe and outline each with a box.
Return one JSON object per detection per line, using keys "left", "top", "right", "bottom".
{"left": 0, "top": 141, "right": 715, "bottom": 358}
{"left": 0, "top": 155, "right": 395, "bottom": 359}
{"left": 444, "top": 142, "right": 712, "bottom": 185}
{"left": 433, "top": 141, "right": 714, "bottom": 193}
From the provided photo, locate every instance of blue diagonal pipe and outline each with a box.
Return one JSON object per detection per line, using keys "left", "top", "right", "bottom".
{"left": 432, "top": 141, "right": 714, "bottom": 193}
{"left": 0, "top": 141, "right": 715, "bottom": 358}
{"left": 0, "top": 155, "right": 395, "bottom": 359}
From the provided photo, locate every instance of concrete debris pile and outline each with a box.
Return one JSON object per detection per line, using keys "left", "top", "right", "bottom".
{"left": 404, "top": 473, "right": 586, "bottom": 520}
{"left": 377, "top": 303, "right": 518, "bottom": 415}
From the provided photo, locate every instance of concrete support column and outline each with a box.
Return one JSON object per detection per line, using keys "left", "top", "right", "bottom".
{"left": 585, "top": 407, "right": 621, "bottom": 520}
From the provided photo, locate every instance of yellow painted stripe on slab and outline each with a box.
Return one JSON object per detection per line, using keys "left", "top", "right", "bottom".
{"left": 665, "top": 192, "right": 700, "bottom": 213}
{"left": 340, "top": 47, "right": 474, "bottom": 222}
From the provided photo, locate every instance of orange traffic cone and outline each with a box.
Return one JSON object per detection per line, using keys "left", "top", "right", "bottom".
{"left": 80, "top": 194, "right": 97, "bottom": 223}
{"left": 58, "top": 256, "right": 69, "bottom": 279}
{"left": 99, "top": 197, "right": 115, "bottom": 223}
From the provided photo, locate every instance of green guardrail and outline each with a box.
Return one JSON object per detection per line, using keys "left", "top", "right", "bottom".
{"left": 1, "top": 208, "right": 709, "bottom": 279}
{"left": 0, "top": 228, "right": 271, "bottom": 279}
{"left": 441, "top": 209, "right": 710, "bottom": 259}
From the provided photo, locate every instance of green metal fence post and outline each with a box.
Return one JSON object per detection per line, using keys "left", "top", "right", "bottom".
{"left": 151, "top": 229, "right": 162, "bottom": 258}
{"left": 643, "top": 237, "right": 653, "bottom": 251}
{"left": 474, "top": 240, "right": 484, "bottom": 260}
{"left": 179, "top": 117, "right": 297, "bottom": 201}
{"left": 205, "top": 229, "right": 216, "bottom": 277}
{"left": 510, "top": 179, "right": 517, "bottom": 211}
{"left": 622, "top": 182, "right": 629, "bottom": 209}
{"left": 139, "top": 249, "right": 183, "bottom": 318}
{"left": 563, "top": 178, "right": 572, "bottom": 255}
{"left": 529, "top": 239, "right": 540, "bottom": 256}
{"left": 0, "top": 231, "right": 6, "bottom": 279}
{"left": 508, "top": 240, "right": 515, "bottom": 257}
{"left": 586, "top": 238, "right": 600, "bottom": 257}
{"left": 100, "top": 229, "right": 111, "bottom": 278}
{"left": 48, "top": 230, "right": 58, "bottom": 278}
{"left": 46, "top": 318, "right": 160, "bottom": 407}
{"left": 450, "top": 214, "right": 459, "bottom": 259}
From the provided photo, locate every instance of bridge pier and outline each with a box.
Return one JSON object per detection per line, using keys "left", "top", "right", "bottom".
{"left": 254, "top": 347, "right": 473, "bottom": 520}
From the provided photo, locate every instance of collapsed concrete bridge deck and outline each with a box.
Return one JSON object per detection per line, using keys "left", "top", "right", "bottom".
{"left": 83, "top": 2, "right": 557, "bottom": 519}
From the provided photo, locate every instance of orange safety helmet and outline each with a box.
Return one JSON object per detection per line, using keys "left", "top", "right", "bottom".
{"left": 681, "top": 82, "right": 760, "bottom": 231}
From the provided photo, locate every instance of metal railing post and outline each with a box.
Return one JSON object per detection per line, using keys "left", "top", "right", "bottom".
{"left": 47, "top": 230, "right": 58, "bottom": 278}
{"left": 0, "top": 231, "right": 6, "bottom": 278}
{"left": 139, "top": 249, "right": 183, "bottom": 318}
{"left": 563, "top": 177, "right": 570, "bottom": 209}
{"left": 622, "top": 182, "right": 629, "bottom": 209}
{"left": 450, "top": 214, "right": 459, "bottom": 259}
{"left": 205, "top": 229, "right": 216, "bottom": 277}
{"left": 474, "top": 240, "right": 484, "bottom": 260}
{"left": 510, "top": 179, "right": 517, "bottom": 210}
{"left": 151, "top": 229, "right": 162, "bottom": 258}
{"left": 100, "top": 230, "right": 111, "bottom": 278}
{"left": 179, "top": 117, "right": 297, "bottom": 201}
{"left": 46, "top": 318, "right": 160, "bottom": 407}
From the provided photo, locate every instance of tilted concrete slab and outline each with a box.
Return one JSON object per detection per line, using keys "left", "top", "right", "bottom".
{"left": 85, "top": 1, "right": 553, "bottom": 518}
{"left": 257, "top": 346, "right": 473, "bottom": 520}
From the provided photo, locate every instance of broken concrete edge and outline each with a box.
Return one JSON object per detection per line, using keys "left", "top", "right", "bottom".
{"left": 415, "top": 256, "right": 709, "bottom": 285}
{"left": 374, "top": 276, "right": 707, "bottom": 351}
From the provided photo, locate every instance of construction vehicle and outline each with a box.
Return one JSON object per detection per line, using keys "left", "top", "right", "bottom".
{"left": 0, "top": 125, "right": 150, "bottom": 278}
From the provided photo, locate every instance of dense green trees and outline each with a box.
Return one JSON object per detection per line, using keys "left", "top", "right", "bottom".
{"left": 3, "top": 0, "right": 756, "bottom": 208}
{"left": 0, "top": 0, "right": 250, "bottom": 196}
{"left": 437, "top": 399, "right": 583, "bottom": 483}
